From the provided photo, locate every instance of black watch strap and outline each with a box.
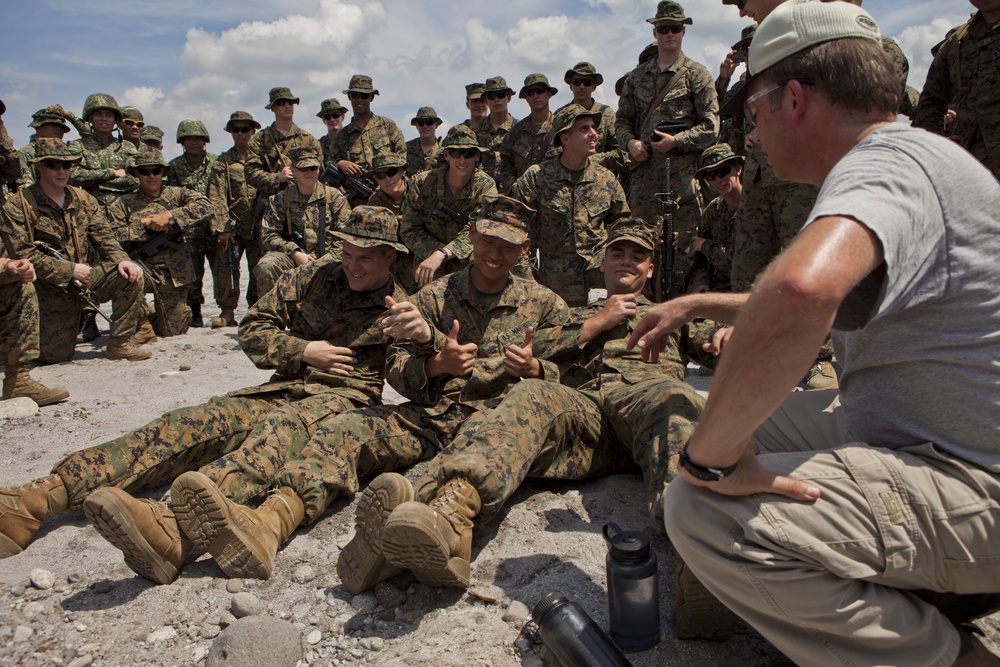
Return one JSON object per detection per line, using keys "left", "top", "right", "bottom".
{"left": 679, "top": 446, "right": 739, "bottom": 482}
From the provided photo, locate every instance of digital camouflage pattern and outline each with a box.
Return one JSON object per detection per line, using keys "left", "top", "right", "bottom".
{"left": 495, "top": 114, "right": 560, "bottom": 193}
{"left": 398, "top": 165, "right": 497, "bottom": 279}
{"left": 167, "top": 151, "right": 220, "bottom": 307}
{"left": 107, "top": 184, "right": 214, "bottom": 336}
{"left": 0, "top": 184, "right": 143, "bottom": 362}
{"left": 208, "top": 146, "right": 261, "bottom": 307}
{"left": 912, "top": 11, "right": 1000, "bottom": 179}
{"left": 687, "top": 195, "right": 735, "bottom": 292}
{"left": 514, "top": 158, "right": 630, "bottom": 306}
{"left": 67, "top": 135, "right": 138, "bottom": 205}
{"left": 245, "top": 123, "right": 321, "bottom": 198}
{"left": 175, "top": 119, "right": 210, "bottom": 142}
{"left": 51, "top": 258, "right": 407, "bottom": 511}
{"left": 0, "top": 267, "right": 39, "bottom": 367}
{"left": 329, "top": 115, "right": 406, "bottom": 171}
{"left": 615, "top": 54, "right": 720, "bottom": 274}
{"left": 17, "top": 139, "right": 38, "bottom": 189}
{"left": 881, "top": 36, "right": 913, "bottom": 117}
{"left": 555, "top": 99, "right": 625, "bottom": 173}
{"left": 471, "top": 113, "right": 516, "bottom": 180}
{"left": 405, "top": 137, "right": 443, "bottom": 177}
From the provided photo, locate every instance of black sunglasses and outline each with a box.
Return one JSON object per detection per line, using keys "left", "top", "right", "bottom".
{"left": 448, "top": 148, "right": 479, "bottom": 160}
{"left": 484, "top": 91, "right": 508, "bottom": 101}
{"left": 348, "top": 92, "right": 372, "bottom": 100}
{"left": 414, "top": 119, "right": 438, "bottom": 127}
{"left": 570, "top": 78, "right": 595, "bottom": 87}
{"left": 295, "top": 165, "right": 320, "bottom": 172}
{"left": 372, "top": 167, "right": 401, "bottom": 180}
{"left": 230, "top": 126, "right": 254, "bottom": 134}
{"left": 322, "top": 112, "right": 344, "bottom": 121}
{"left": 656, "top": 24, "right": 685, "bottom": 34}
{"left": 40, "top": 160, "right": 72, "bottom": 171}
{"left": 137, "top": 167, "right": 164, "bottom": 176}
{"left": 704, "top": 164, "right": 735, "bottom": 180}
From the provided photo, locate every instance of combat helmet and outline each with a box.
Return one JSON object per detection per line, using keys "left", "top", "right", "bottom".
{"left": 176, "top": 119, "right": 210, "bottom": 143}
{"left": 82, "top": 93, "right": 123, "bottom": 123}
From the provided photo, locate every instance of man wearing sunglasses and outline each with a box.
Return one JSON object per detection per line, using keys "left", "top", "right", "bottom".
{"left": 119, "top": 107, "right": 144, "bottom": 148}
{"left": 0, "top": 139, "right": 148, "bottom": 364}
{"left": 315, "top": 98, "right": 348, "bottom": 166}
{"left": 18, "top": 109, "right": 73, "bottom": 189}
{"left": 495, "top": 74, "right": 559, "bottom": 193}
{"left": 616, "top": 2, "right": 719, "bottom": 293}
{"left": 330, "top": 75, "right": 406, "bottom": 194}
{"left": 406, "top": 107, "right": 444, "bottom": 177}
{"left": 472, "top": 76, "right": 518, "bottom": 180}
{"left": 687, "top": 143, "right": 743, "bottom": 293}
{"left": 557, "top": 62, "right": 625, "bottom": 174}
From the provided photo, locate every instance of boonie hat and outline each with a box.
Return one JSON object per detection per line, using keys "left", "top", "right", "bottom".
{"left": 343, "top": 75, "right": 379, "bottom": 96}
{"left": 647, "top": 1, "right": 693, "bottom": 25}
{"left": 475, "top": 194, "right": 532, "bottom": 245}
{"left": 316, "top": 98, "right": 348, "bottom": 118}
{"left": 266, "top": 87, "right": 300, "bottom": 110}
{"left": 518, "top": 74, "right": 558, "bottom": 99}
{"left": 563, "top": 62, "right": 604, "bottom": 86}
{"left": 29, "top": 109, "right": 71, "bottom": 133}
{"left": 411, "top": 107, "right": 443, "bottom": 126}
{"left": 333, "top": 206, "right": 409, "bottom": 253}
{"left": 483, "top": 76, "right": 515, "bottom": 96}
{"left": 225, "top": 111, "right": 261, "bottom": 132}
{"left": 551, "top": 104, "right": 603, "bottom": 147}
{"left": 695, "top": 143, "right": 744, "bottom": 179}
{"left": 30, "top": 138, "right": 81, "bottom": 164}
{"left": 130, "top": 144, "right": 169, "bottom": 171}
{"left": 369, "top": 152, "right": 407, "bottom": 172}
{"left": 442, "top": 125, "right": 487, "bottom": 152}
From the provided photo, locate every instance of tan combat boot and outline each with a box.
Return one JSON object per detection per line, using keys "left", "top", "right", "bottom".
{"left": 171, "top": 471, "right": 304, "bottom": 580}
{"left": 130, "top": 320, "right": 158, "bottom": 345}
{"left": 804, "top": 361, "right": 839, "bottom": 390}
{"left": 83, "top": 488, "right": 192, "bottom": 585}
{"left": 106, "top": 337, "right": 153, "bottom": 362}
{"left": 336, "top": 473, "right": 414, "bottom": 594}
{"left": 673, "top": 554, "right": 740, "bottom": 641}
{"left": 210, "top": 309, "right": 237, "bottom": 329}
{"left": 380, "top": 477, "right": 481, "bottom": 588}
{"left": 0, "top": 474, "right": 69, "bottom": 557}
{"left": 2, "top": 365, "right": 70, "bottom": 407}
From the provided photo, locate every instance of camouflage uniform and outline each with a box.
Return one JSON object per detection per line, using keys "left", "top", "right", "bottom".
{"left": 1, "top": 183, "right": 144, "bottom": 362}
{"left": 688, "top": 195, "right": 735, "bottom": 292}
{"left": 330, "top": 116, "right": 406, "bottom": 173}
{"left": 107, "top": 184, "right": 214, "bottom": 337}
{"left": 367, "top": 153, "right": 414, "bottom": 293}
{"left": 912, "top": 10, "right": 1000, "bottom": 179}
{"left": 208, "top": 145, "right": 259, "bottom": 309}
{"left": 405, "top": 137, "right": 443, "bottom": 177}
{"left": 882, "top": 37, "right": 913, "bottom": 117}
{"left": 255, "top": 184, "right": 351, "bottom": 295}
{"left": 514, "top": 158, "right": 630, "bottom": 306}
{"left": 244, "top": 123, "right": 322, "bottom": 199}
{"left": 52, "top": 257, "right": 407, "bottom": 511}
{"left": 67, "top": 135, "right": 138, "bottom": 209}
{"left": 316, "top": 98, "right": 348, "bottom": 165}
{"left": 167, "top": 146, "right": 219, "bottom": 310}
{"left": 555, "top": 99, "right": 623, "bottom": 173}
{"left": 615, "top": 54, "right": 720, "bottom": 276}
{"left": 472, "top": 114, "right": 516, "bottom": 181}
{"left": 0, "top": 257, "right": 39, "bottom": 368}
{"left": 496, "top": 115, "right": 560, "bottom": 193}
{"left": 0, "top": 125, "right": 19, "bottom": 206}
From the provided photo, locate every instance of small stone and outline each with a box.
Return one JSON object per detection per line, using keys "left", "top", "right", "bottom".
{"left": 183, "top": 344, "right": 193, "bottom": 350}
{"left": 231, "top": 592, "right": 264, "bottom": 618}
{"left": 225, "top": 579, "right": 243, "bottom": 594}
{"left": 66, "top": 572, "right": 83, "bottom": 584}
{"left": 468, "top": 583, "right": 504, "bottom": 603}
{"left": 76, "top": 623, "right": 88, "bottom": 632}
{"left": 0, "top": 397, "right": 38, "bottom": 419}
{"left": 148, "top": 626, "right": 177, "bottom": 643}
{"left": 358, "top": 637, "right": 384, "bottom": 651}
{"left": 201, "top": 624, "right": 221, "bottom": 639}
{"left": 30, "top": 568, "right": 55, "bottom": 590}
{"left": 291, "top": 564, "right": 316, "bottom": 585}
{"left": 374, "top": 581, "right": 405, "bottom": 608}
{"left": 179, "top": 363, "right": 192, "bottom": 371}
{"left": 159, "top": 371, "right": 181, "bottom": 378}
{"left": 91, "top": 580, "right": 112, "bottom": 594}
{"left": 22, "top": 601, "right": 46, "bottom": 619}
{"left": 502, "top": 600, "right": 531, "bottom": 624}
{"left": 206, "top": 616, "right": 302, "bottom": 667}
{"left": 218, "top": 612, "right": 236, "bottom": 628}
{"left": 191, "top": 646, "right": 210, "bottom": 663}
{"left": 306, "top": 629, "right": 322, "bottom": 645}
{"left": 9, "top": 584, "right": 26, "bottom": 597}
{"left": 68, "top": 657, "right": 94, "bottom": 667}
{"left": 349, "top": 592, "right": 378, "bottom": 613}
{"left": 13, "top": 625, "right": 34, "bottom": 643}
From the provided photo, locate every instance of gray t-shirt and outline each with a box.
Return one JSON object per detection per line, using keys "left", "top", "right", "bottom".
{"left": 805, "top": 123, "right": 1000, "bottom": 470}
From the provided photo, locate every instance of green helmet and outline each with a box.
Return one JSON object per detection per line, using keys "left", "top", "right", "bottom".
{"left": 82, "top": 93, "right": 123, "bottom": 123}
{"left": 176, "top": 119, "right": 210, "bottom": 143}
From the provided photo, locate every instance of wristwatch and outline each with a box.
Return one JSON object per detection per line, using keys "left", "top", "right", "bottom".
{"left": 679, "top": 446, "right": 739, "bottom": 482}
{"left": 436, "top": 247, "right": 451, "bottom": 260}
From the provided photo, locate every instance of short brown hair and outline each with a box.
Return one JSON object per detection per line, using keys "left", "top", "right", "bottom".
{"left": 758, "top": 37, "right": 899, "bottom": 116}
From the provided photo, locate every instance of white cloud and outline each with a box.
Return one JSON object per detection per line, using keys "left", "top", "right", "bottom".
{"left": 896, "top": 17, "right": 962, "bottom": 89}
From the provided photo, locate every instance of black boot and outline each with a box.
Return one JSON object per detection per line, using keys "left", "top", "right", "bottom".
{"left": 189, "top": 304, "right": 203, "bottom": 328}
{"left": 80, "top": 311, "right": 100, "bottom": 342}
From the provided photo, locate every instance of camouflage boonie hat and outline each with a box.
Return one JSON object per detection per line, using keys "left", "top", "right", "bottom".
{"left": 551, "top": 104, "right": 603, "bottom": 147}
{"left": 316, "top": 98, "right": 348, "bottom": 118}
{"left": 131, "top": 144, "right": 169, "bottom": 170}
{"left": 265, "top": 87, "right": 299, "bottom": 110}
{"left": 225, "top": 111, "right": 261, "bottom": 132}
{"left": 733, "top": 24, "right": 757, "bottom": 50}
{"left": 442, "top": 124, "right": 487, "bottom": 152}
{"left": 343, "top": 75, "right": 379, "bottom": 96}
{"left": 176, "top": 119, "right": 210, "bottom": 143}
{"left": 141, "top": 126, "right": 164, "bottom": 143}
{"left": 30, "top": 138, "right": 81, "bottom": 164}
{"left": 333, "top": 206, "right": 408, "bottom": 253}
{"left": 82, "top": 93, "right": 123, "bottom": 123}
{"left": 369, "top": 152, "right": 407, "bottom": 172}
{"left": 411, "top": 107, "right": 442, "bottom": 126}
{"left": 606, "top": 218, "right": 656, "bottom": 251}
{"left": 695, "top": 143, "right": 744, "bottom": 179}
{"left": 29, "top": 109, "right": 71, "bottom": 133}
{"left": 290, "top": 146, "right": 322, "bottom": 169}
{"left": 518, "top": 74, "right": 558, "bottom": 99}
{"left": 465, "top": 83, "right": 485, "bottom": 101}
{"left": 120, "top": 106, "right": 144, "bottom": 122}
{"left": 646, "top": 1, "right": 693, "bottom": 25}
{"left": 564, "top": 62, "right": 604, "bottom": 86}
{"left": 483, "top": 76, "right": 515, "bottom": 96}
{"left": 475, "top": 194, "right": 532, "bottom": 245}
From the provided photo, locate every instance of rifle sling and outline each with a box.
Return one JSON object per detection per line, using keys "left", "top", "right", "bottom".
{"left": 640, "top": 59, "right": 691, "bottom": 140}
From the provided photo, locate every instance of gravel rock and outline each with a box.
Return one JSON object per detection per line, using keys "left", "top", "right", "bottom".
{"left": 291, "top": 564, "right": 317, "bottom": 584}
{"left": 231, "top": 592, "right": 264, "bottom": 618}
{"left": 206, "top": 616, "right": 302, "bottom": 667}
{"left": 22, "top": 600, "right": 47, "bottom": 619}
{"left": 0, "top": 397, "right": 38, "bottom": 419}
{"left": 66, "top": 572, "right": 84, "bottom": 584}
{"left": 147, "top": 626, "right": 178, "bottom": 643}
{"left": 358, "top": 636, "right": 385, "bottom": 651}
{"left": 349, "top": 592, "right": 378, "bottom": 613}
{"left": 305, "top": 629, "right": 322, "bottom": 645}
{"left": 13, "top": 625, "right": 34, "bottom": 643}
{"left": 30, "top": 568, "right": 55, "bottom": 590}
{"left": 67, "top": 656, "right": 94, "bottom": 667}
{"left": 179, "top": 363, "right": 192, "bottom": 371}
{"left": 218, "top": 612, "right": 237, "bottom": 628}
{"left": 502, "top": 600, "right": 530, "bottom": 624}
{"left": 374, "top": 581, "right": 405, "bottom": 608}
{"left": 225, "top": 579, "right": 243, "bottom": 594}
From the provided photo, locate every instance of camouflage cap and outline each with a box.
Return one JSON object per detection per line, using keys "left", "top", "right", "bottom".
{"left": 695, "top": 143, "right": 744, "bottom": 178}
{"left": 483, "top": 76, "right": 514, "bottom": 96}
{"left": 606, "top": 218, "right": 656, "bottom": 251}
{"left": 29, "top": 109, "right": 71, "bottom": 133}
{"left": 316, "top": 98, "right": 348, "bottom": 118}
{"left": 563, "top": 62, "right": 605, "bottom": 86}
{"left": 442, "top": 124, "right": 487, "bottom": 152}
{"left": 475, "top": 195, "right": 532, "bottom": 245}
{"left": 465, "top": 82, "right": 485, "bottom": 101}
{"left": 30, "top": 138, "right": 81, "bottom": 164}
{"left": 646, "top": 1, "right": 693, "bottom": 25}
{"left": 290, "top": 146, "right": 322, "bottom": 169}
{"left": 265, "top": 87, "right": 299, "bottom": 110}
{"left": 551, "top": 104, "right": 603, "bottom": 147}
{"left": 518, "top": 74, "right": 558, "bottom": 99}
{"left": 82, "top": 93, "right": 122, "bottom": 123}
{"left": 120, "top": 106, "right": 144, "bottom": 122}
{"left": 410, "top": 107, "right": 442, "bottom": 126}
{"left": 141, "top": 126, "right": 165, "bottom": 143}
{"left": 333, "top": 206, "right": 408, "bottom": 253}
{"left": 225, "top": 111, "right": 261, "bottom": 132}
{"left": 733, "top": 24, "right": 757, "bottom": 50}
{"left": 369, "top": 152, "right": 407, "bottom": 172}
{"left": 343, "top": 74, "right": 379, "bottom": 96}
{"left": 176, "top": 119, "right": 210, "bottom": 143}
{"left": 131, "top": 144, "right": 169, "bottom": 170}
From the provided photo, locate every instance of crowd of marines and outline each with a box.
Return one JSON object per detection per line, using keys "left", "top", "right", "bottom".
{"left": 1, "top": 0, "right": 999, "bottom": 661}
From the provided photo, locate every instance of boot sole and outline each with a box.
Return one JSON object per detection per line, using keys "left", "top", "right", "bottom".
{"left": 674, "top": 560, "right": 739, "bottom": 641}
{"left": 171, "top": 472, "right": 272, "bottom": 580}
{"left": 0, "top": 533, "right": 23, "bottom": 558}
{"left": 382, "top": 509, "right": 470, "bottom": 589}
{"left": 336, "top": 474, "right": 413, "bottom": 594}
{"left": 83, "top": 489, "right": 179, "bottom": 585}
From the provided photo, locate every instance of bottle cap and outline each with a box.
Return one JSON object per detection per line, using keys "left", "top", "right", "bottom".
{"left": 603, "top": 523, "right": 651, "bottom": 561}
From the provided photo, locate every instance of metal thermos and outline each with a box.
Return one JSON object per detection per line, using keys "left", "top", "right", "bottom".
{"left": 531, "top": 591, "right": 633, "bottom": 667}
{"left": 603, "top": 522, "right": 660, "bottom": 650}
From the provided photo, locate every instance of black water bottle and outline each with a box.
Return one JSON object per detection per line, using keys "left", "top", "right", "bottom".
{"left": 531, "top": 591, "right": 632, "bottom": 667}
{"left": 603, "top": 522, "right": 660, "bottom": 650}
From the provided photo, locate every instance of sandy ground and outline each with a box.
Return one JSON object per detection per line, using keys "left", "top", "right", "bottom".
{"left": 1, "top": 268, "right": 997, "bottom": 666}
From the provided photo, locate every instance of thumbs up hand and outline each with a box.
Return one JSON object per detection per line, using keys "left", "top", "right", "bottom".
{"left": 381, "top": 295, "right": 432, "bottom": 343}
{"left": 504, "top": 326, "right": 541, "bottom": 378}
{"left": 426, "top": 320, "right": 478, "bottom": 377}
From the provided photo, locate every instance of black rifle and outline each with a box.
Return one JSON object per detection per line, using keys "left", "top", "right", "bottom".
{"left": 33, "top": 241, "right": 112, "bottom": 323}
{"left": 429, "top": 200, "right": 467, "bottom": 227}
{"left": 644, "top": 119, "right": 694, "bottom": 154}
{"left": 653, "top": 158, "right": 676, "bottom": 303}
{"left": 224, "top": 238, "right": 240, "bottom": 292}
{"left": 126, "top": 228, "right": 186, "bottom": 284}
{"left": 279, "top": 226, "right": 306, "bottom": 250}
{"left": 320, "top": 162, "right": 377, "bottom": 203}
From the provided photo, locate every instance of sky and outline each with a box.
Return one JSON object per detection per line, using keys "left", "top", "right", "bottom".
{"left": 0, "top": 0, "right": 975, "bottom": 159}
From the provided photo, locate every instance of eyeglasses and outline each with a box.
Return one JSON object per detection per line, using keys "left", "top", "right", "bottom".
{"left": 523, "top": 87, "right": 549, "bottom": 98}
{"left": 348, "top": 92, "right": 372, "bottom": 101}
{"left": 137, "top": 167, "right": 164, "bottom": 176}
{"left": 122, "top": 119, "right": 145, "bottom": 128}
{"left": 703, "top": 164, "right": 735, "bottom": 180}
{"left": 372, "top": 167, "right": 401, "bottom": 180}
{"left": 570, "top": 78, "right": 595, "bottom": 87}
{"left": 272, "top": 99, "right": 295, "bottom": 107}
{"left": 294, "top": 165, "right": 319, "bottom": 172}
{"left": 414, "top": 119, "right": 437, "bottom": 127}
{"left": 484, "top": 91, "right": 508, "bottom": 101}
{"left": 744, "top": 79, "right": 811, "bottom": 127}
{"left": 322, "top": 112, "right": 344, "bottom": 121}
{"left": 230, "top": 126, "right": 254, "bottom": 134}
{"left": 40, "top": 160, "right": 72, "bottom": 171}
{"left": 447, "top": 148, "right": 479, "bottom": 160}
{"left": 656, "top": 24, "right": 685, "bottom": 35}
